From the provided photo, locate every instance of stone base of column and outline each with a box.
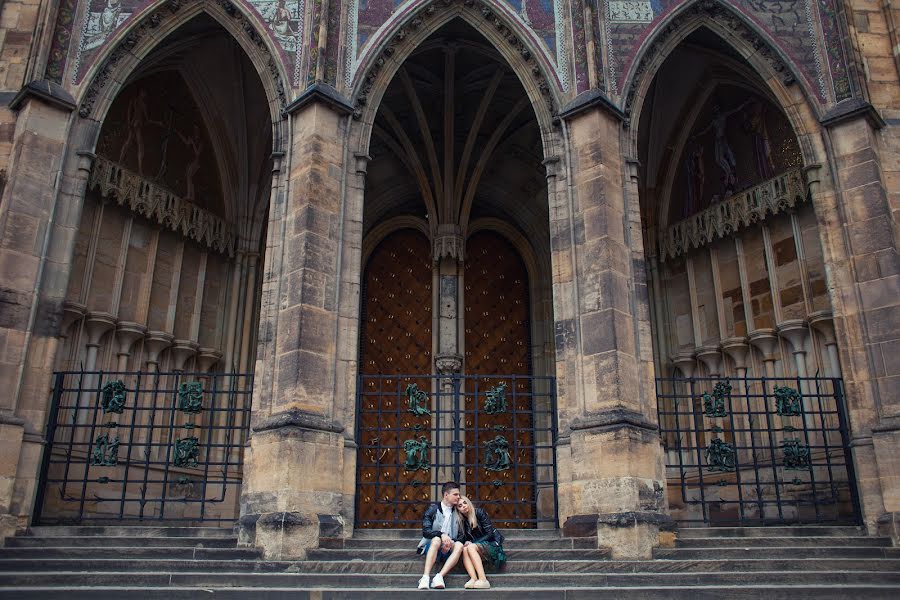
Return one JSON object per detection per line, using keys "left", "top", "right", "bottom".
{"left": 238, "top": 409, "right": 347, "bottom": 560}
{"left": 876, "top": 511, "right": 900, "bottom": 546}
{"left": 564, "top": 511, "right": 675, "bottom": 559}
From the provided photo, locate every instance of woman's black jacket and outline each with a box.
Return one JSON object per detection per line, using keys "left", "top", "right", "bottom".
{"left": 462, "top": 508, "right": 504, "bottom": 545}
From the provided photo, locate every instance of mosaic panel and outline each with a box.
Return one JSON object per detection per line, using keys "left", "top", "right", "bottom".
{"left": 70, "top": 1, "right": 303, "bottom": 86}
{"left": 603, "top": 0, "right": 851, "bottom": 103}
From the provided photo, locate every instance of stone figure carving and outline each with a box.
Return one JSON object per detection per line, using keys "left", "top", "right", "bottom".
{"left": 118, "top": 88, "right": 151, "bottom": 175}
{"left": 744, "top": 101, "right": 776, "bottom": 180}
{"left": 693, "top": 101, "right": 749, "bottom": 195}
{"left": 685, "top": 144, "right": 705, "bottom": 216}
{"left": 177, "top": 123, "right": 204, "bottom": 202}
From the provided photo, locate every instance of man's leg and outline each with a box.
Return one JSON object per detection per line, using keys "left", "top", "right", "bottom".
{"left": 422, "top": 537, "right": 441, "bottom": 577}
{"left": 437, "top": 541, "right": 464, "bottom": 577}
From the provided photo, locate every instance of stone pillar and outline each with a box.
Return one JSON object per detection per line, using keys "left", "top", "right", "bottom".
{"left": 433, "top": 223, "right": 464, "bottom": 483}
{"left": 0, "top": 81, "right": 78, "bottom": 538}
{"left": 115, "top": 322, "right": 146, "bottom": 371}
{"left": 554, "top": 102, "right": 669, "bottom": 559}
{"left": 695, "top": 346, "right": 723, "bottom": 378}
{"left": 239, "top": 87, "right": 353, "bottom": 559}
{"left": 811, "top": 109, "right": 900, "bottom": 535}
{"left": 749, "top": 329, "right": 780, "bottom": 379}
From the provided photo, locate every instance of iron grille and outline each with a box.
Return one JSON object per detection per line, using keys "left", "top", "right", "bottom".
{"left": 355, "top": 373, "right": 558, "bottom": 528}
{"left": 34, "top": 370, "right": 252, "bottom": 524}
{"left": 656, "top": 375, "right": 862, "bottom": 526}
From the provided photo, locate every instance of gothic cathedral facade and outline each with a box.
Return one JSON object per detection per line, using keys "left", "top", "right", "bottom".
{"left": 0, "top": 0, "right": 897, "bottom": 559}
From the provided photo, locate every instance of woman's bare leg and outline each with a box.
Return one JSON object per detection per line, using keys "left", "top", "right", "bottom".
{"left": 469, "top": 545, "right": 488, "bottom": 581}
{"left": 461, "top": 545, "right": 477, "bottom": 581}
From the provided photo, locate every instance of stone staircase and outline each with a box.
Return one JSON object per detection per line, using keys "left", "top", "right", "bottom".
{"left": 0, "top": 525, "right": 897, "bottom": 598}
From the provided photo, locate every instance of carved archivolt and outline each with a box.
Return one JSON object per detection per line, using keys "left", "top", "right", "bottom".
{"left": 353, "top": 0, "right": 557, "bottom": 121}
{"left": 79, "top": 0, "right": 288, "bottom": 119}
{"left": 623, "top": 0, "right": 799, "bottom": 125}
{"left": 89, "top": 155, "right": 236, "bottom": 256}
{"left": 659, "top": 167, "right": 807, "bottom": 262}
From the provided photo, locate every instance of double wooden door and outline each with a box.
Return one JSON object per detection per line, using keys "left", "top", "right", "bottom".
{"left": 355, "top": 230, "right": 546, "bottom": 528}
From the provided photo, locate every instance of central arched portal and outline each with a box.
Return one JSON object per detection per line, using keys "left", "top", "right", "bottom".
{"left": 355, "top": 20, "right": 556, "bottom": 529}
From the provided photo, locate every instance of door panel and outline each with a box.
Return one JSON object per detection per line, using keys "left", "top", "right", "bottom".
{"left": 464, "top": 231, "right": 535, "bottom": 527}
{"left": 356, "top": 230, "right": 433, "bottom": 528}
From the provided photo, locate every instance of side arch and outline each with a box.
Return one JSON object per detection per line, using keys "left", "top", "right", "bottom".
{"left": 622, "top": 1, "right": 825, "bottom": 164}
{"left": 76, "top": 0, "right": 290, "bottom": 139}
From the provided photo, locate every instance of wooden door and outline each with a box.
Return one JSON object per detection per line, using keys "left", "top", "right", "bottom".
{"left": 463, "top": 231, "right": 535, "bottom": 527}
{"left": 356, "top": 230, "right": 433, "bottom": 528}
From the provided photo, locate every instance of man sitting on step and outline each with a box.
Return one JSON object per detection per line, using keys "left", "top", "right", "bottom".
{"left": 416, "top": 481, "right": 465, "bottom": 589}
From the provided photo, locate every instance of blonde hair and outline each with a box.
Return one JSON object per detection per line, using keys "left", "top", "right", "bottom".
{"left": 457, "top": 495, "right": 478, "bottom": 531}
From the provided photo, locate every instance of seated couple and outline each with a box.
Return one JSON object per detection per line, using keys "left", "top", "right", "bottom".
{"left": 415, "top": 481, "right": 506, "bottom": 590}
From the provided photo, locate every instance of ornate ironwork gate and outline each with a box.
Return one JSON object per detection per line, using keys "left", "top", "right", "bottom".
{"left": 656, "top": 375, "right": 862, "bottom": 526}
{"left": 355, "top": 373, "right": 558, "bottom": 529}
{"left": 34, "top": 369, "right": 252, "bottom": 524}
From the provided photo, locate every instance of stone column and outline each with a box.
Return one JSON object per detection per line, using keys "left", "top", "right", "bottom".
{"left": 808, "top": 311, "right": 841, "bottom": 378}
{"left": 433, "top": 224, "right": 464, "bottom": 483}
{"left": 554, "top": 102, "right": 669, "bottom": 559}
{"left": 811, "top": 109, "right": 900, "bottom": 534}
{"left": 115, "top": 323, "right": 146, "bottom": 371}
{"left": 749, "top": 329, "right": 780, "bottom": 379}
{"left": 0, "top": 81, "right": 79, "bottom": 538}
{"left": 239, "top": 87, "right": 353, "bottom": 559}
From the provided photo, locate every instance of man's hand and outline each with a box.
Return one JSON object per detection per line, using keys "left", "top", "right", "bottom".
{"left": 464, "top": 541, "right": 472, "bottom": 547}
{"left": 440, "top": 533, "right": 452, "bottom": 551}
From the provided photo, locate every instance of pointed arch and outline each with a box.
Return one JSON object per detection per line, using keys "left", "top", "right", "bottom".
{"left": 622, "top": 1, "right": 823, "bottom": 164}
{"left": 347, "top": 0, "right": 562, "bottom": 161}
{"left": 76, "top": 0, "right": 290, "bottom": 146}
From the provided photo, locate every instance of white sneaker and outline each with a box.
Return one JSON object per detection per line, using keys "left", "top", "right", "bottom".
{"left": 418, "top": 575, "right": 430, "bottom": 589}
{"left": 431, "top": 573, "right": 445, "bottom": 589}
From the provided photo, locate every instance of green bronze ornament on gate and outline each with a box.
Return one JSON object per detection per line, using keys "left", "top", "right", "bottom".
{"left": 100, "top": 380, "right": 126, "bottom": 414}
{"left": 178, "top": 382, "right": 203, "bottom": 414}
{"left": 402, "top": 436, "right": 430, "bottom": 471}
{"left": 782, "top": 438, "right": 811, "bottom": 470}
{"left": 705, "top": 438, "right": 736, "bottom": 472}
{"left": 90, "top": 433, "right": 120, "bottom": 466}
{"left": 173, "top": 436, "right": 200, "bottom": 468}
{"left": 702, "top": 380, "right": 731, "bottom": 417}
{"left": 484, "top": 435, "right": 512, "bottom": 472}
{"left": 405, "top": 384, "right": 430, "bottom": 416}
{"left": 774, "top": 385, "right": 802, "bottom": 416}
{"left": 484, "top": 382, "right": 508, "bottom": 415}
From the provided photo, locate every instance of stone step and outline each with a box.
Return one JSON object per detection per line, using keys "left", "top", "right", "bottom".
{"left": 0, "top": 570, "right": 898, "bottom": 589}
{"left": 306, "top": 547, "right": 611, "bottom": 561}
{"left": 0, "top": 547, "right": 260, "bottom": 561}
{"left": 0, "top": 557, "right": 897, "bottom": 574}
{"left": 676, "top": 536, "right": 891, "bottom": 548}
{"left": 351, "top": 528, "right": 562, "bottom": 539}
{"left": 6, "top": 536, "right": 238, "bottom": 549}
{"left": 656, "top": 546, "right": 898, "bottom": 560}
{"left": 320, "top": 536, "right": 595, "bottom": 550}
{"left": 26, "top": 526, "right": 235, "bottom": 538}
{"left": 676, "top": 526, "right": 865, "bottom": 539}
{"left": 3, "top": 586, "right": 900, "bottom": 600}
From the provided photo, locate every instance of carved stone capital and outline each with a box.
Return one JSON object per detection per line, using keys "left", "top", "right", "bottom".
{"left": 432, "top": 224, "right": 464, "bottom": 263}
{"left": 434, "top": 353, "right": 462, "bottom": 375}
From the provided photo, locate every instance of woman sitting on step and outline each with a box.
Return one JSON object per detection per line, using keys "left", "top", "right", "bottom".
{"left": 456, "top": 495, "right": 506, "bottom": 589}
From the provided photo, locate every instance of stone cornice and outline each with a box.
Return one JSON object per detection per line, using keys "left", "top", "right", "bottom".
{"left": 285, "top": 83, "right": 354, "bottom": 117}
{"left": 9, "top": 80, "right": 76, "bottom": 113}
{"left": 569, "top": 408, "right": 658, "bottom": 433}
{"left": 820, "top": 98, "right": 886, "bottom": 130}
{"left": 559, "top": 89, "right": 626, "bottom": 123}
{"left": 252, "top": 408, "right": 345, "bottom": 434}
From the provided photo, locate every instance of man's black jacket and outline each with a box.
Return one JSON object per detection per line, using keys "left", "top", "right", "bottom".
{"left": 421, "top": 503, "right": 464, "bottom": 541}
